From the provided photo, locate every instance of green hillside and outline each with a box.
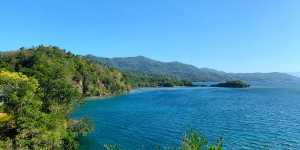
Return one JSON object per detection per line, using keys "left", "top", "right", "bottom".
{"left": 0, "top": 46, "right": 130, "bottom": 149}
{"left": 87, "top": 55, "right": 230, "bottom": 81}
{"left": 1, "top": 46, "right": 131, "bottom": 97}
{"left": 86, "top": 55, "right": 300, "bottom": 82}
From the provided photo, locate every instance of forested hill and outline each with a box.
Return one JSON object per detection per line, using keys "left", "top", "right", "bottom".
{"left": 86, "top": 55, "right": 300, "bottom": 82}
{"left": 1, "top": 46, "right": 131, "bottom": 97}
{"left": 0, "top": 46, "right": 132, "bottom": 149}
{"left": 87, "top": 55, "right": 230, "bottom": 81}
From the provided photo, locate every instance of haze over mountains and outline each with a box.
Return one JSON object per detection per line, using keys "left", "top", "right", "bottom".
{"left": 86, "top": 55, "right": 300, "bottom": 82}
{"left": 288, "top": 72, "right": 300, "bottom": 78}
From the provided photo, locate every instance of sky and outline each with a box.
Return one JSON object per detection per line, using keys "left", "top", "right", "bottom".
{"left": 1, "top": 0, "right": 300, "bottom": 73}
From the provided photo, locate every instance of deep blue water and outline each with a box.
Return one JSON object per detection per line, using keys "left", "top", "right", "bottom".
{"left": 73, "top": 82, "right": 300, "bottom": 150}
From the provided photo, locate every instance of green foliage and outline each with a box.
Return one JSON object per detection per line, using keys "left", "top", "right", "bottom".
{"left": 105, "top": 127, "right": 224, "bottom": 150}
{"left": 0, "top": 138, "right": 13, "bottom": 149}
{"left": 68, "top": 117, "right": 94, "bottom": 137}
{"left": 87, "top": 62, "right": 196, "bottom": 88}
{"left": 0, "top": 46, "right": 130, "bottom": 98}
{"left": 211, "top": 80, "right": 250, "bottom": 88}
{"left": 179, "top": 127, "right": 224, "bottom": 150}
{"left": 180, "top": 127, "right": 209, "bottom": 149}
{"left": 0, "top": 70, "right": 62, "bottom": 149}
{"left": 63, "top": 117, "right": 94, "bottom": 150}
{"left": 104, "top": 144, "right": 122, "bottom": 150}
{"left": 128, "top": 75, "right": 195, "bottom": 88}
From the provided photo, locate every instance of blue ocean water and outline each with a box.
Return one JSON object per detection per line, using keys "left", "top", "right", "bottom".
{"left": 73, "top": 82, "right": 300, "bottom": 150}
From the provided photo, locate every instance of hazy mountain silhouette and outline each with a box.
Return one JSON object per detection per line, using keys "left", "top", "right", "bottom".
{"left": 86, "top": 55, "right": 300, "bottom": 82}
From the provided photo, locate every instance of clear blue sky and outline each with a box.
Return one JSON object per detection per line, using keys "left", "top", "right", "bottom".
{"left": 1, "top": 0, "right": 300, "bottom": 73}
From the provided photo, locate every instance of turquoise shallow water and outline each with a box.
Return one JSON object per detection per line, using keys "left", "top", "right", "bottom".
{"left": 73, "top": 82, "right": 300, "bottom": 150}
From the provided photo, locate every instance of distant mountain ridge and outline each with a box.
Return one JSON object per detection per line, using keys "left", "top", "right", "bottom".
{"left": 86, "top": 55, "right": 300, "bottom": 82}
{"left": 288, "top": 72, "right": 300, "bottom": 78}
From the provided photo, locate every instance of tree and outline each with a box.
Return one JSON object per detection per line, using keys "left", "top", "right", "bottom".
{"left": 179, "top": 127, "right": 224, "bottom": 150}
{"left": 0, "top": 70, "right": 59, "bottom": 149}
{"left": 0, "top": 70, "right": 93, "bottom": 149}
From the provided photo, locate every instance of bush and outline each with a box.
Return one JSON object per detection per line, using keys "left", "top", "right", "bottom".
{"left": 104, "top": 127, "right": 224, "bottom": 150}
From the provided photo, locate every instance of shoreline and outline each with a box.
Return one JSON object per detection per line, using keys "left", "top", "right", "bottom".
{"left": 84, "top": 95, "right": 125, "bottom": 101}
{"left": 84, "top": 91, "right": 130, "bottom": 100}
{"left": 84, "top": 86, "right": 198, "bottom": 100}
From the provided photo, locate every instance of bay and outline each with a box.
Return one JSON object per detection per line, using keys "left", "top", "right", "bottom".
{"left": 73, "top": 82, "right": 300, "bottom": 150}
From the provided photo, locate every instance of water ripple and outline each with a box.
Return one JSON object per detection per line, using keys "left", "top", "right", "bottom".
{"left": 73, "top": 82, "right": 300, "bottom": 150}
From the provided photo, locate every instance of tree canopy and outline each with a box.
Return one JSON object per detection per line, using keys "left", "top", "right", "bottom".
{"left": 211, "top": 80, "right": 250, "bottom": 88}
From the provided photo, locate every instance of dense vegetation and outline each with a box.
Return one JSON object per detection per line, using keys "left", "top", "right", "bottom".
{"left": 0, "top": 46, "right": 131, "bottom": 97}
{"left": 128, "top": 76, "right": 194, "bottom": 87}
{"left": 0, "top": 45, "right": 130, "bottom": 149}
{"left": 104, "top": 127, "right": 224, "bottom": 150}
{"left": 211, "top": 80, "right": 250, "bottom": 88}
{"left": 121, "top": 71, "right": 194, "bottom": 87}
{"left": 89, "top": 58, "right": 196, "bottom": 87}
{"left": 86, "top": 55, "right": 229, "bottom": 81}
{"left": 86, "top": 55, "right": 300, "bottom": 82}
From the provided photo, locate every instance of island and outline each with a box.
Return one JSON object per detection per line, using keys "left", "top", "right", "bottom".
{"left": 210, "top": 80, "right": 250, "bottom": 88}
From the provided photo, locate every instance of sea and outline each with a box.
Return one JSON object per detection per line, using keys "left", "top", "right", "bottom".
{"left": 73, "top": 82, "right": 300, "bottom": 150}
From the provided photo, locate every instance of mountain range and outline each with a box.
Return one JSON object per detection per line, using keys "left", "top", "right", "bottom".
{"left": 86, "top": 55, "right": 300, "bottom": 82}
